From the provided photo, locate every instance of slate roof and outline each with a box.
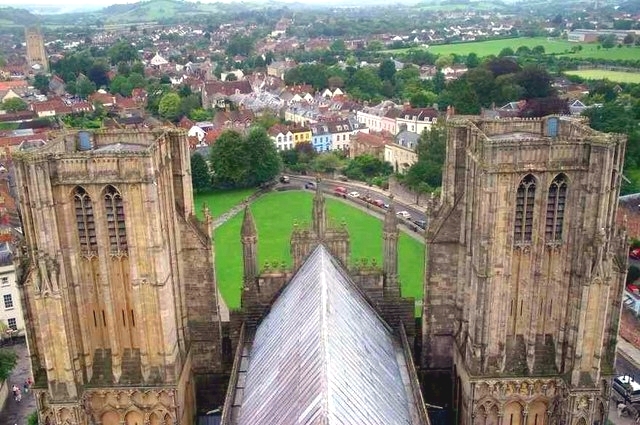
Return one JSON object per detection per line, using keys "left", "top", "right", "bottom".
{"left": 235, "top": 245, "right": 417, "bottom": 425}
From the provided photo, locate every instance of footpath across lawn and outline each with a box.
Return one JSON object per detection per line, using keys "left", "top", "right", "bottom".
{"left": 206, "top": 191, "right": 425, "bottom": 316}
{"left": 194, "top": 187, "right": 257, "bottom": 219}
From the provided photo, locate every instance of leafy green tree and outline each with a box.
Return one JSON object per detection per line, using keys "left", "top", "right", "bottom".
{"left": 438, "top": 79, "right": 480, "bottom": 115}
{"left": 131, "top": 62, "right": 145, "bottom": 75}
{"left": 33, "top": 74, "right": 50, "bottom": 94}
{"left": 191, "top": 152, "right": 211, "bottom": 193}
{"left": 465, "top": 52, "right": 480, "bottom": 68}
{"left": 312, "top": 152, "right": 344, "bottom": 174}
{"left": 87, "top": 62, "right": 110, "bottom": 88}
{"left": 244, "top": 127, "right": 282, "bottom": 187}
{"left": 226, "top": 34, "right": 254, "bottom": 57}
{"left": 225, "top": 73, "right": 238, "bottom": 82}
{"left": 347, "top": 67, "right": 382, "bottom": 101}
{"left": 404, "top": 123, "right": 447, "bottom": 190}
{"left": 2, "top": 97, "right": 28, "bottom": 112}
{"left": 378, "top": 59, "right": 397, "bottom": 82}
{"left": 330, "top": 39, "right": 346, "bottom": 54}
{"left": 434, "top": 55, "right": 454, "bottom": 69}
{"left": 180, "top": 94, "right": 202, "bottom": 118}
{"left": 189, "top": 108, "right": 211, "bottom": 121}
{"left": 516, "top": 46, "right": 532, "bottom": 56}
{"left": 110, "top": 75, "right": 132, "bottom": 96}
{"left": 514, "top": 65, "right": 554, "bottom": 99}
{"left": 158, "top": 92, "right": 182, "bottom": 121}
{"left": 74, "top": 76, "right": 97, "bottom": 99}
{"left": 344, "top": 154, "right": 392, "bottom": 180}
{"left": 498, "top": 47, "right": 515, "bottom": 57}
{"left": 410, "top": 90, "right": 437, "bottom": 108}
{"left": 209, "top": 128, "right": 281, "bottom": 188}
{"left": 0, "top": 347, "right": 17, "bottom": 381}
{"left": 531, "top": 45, "right": 545, "bottom": 55}
{"left": 108, "top": 41, "right": 140, "bottom": 65}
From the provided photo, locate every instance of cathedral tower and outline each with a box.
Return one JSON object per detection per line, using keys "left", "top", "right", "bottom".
{"left": 422, "top": 116, "right": 627, "bottom": 425}
{"left": 14, "top": 129, "right": 226, "bottom": 425}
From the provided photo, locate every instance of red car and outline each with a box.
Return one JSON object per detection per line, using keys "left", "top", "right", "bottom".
{"left": 630, "top": 248, "right": 640, "bottom": 260}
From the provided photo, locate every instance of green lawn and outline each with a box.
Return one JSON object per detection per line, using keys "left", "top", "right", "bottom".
{"left": 204, "top": 191, "right": 426, "bottom": 316}
{"left": 382, "top": 37, "right": 640, "bottom": 61}
{"left": 563, "top": 69, "right": 640, "bottom": 83}
{"left": 193, "top": 188, "right": 257, "bottom": 219}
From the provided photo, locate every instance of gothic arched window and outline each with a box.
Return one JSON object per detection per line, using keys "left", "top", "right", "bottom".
{"left": 74, "top": 187, "right": 97, "bottom": 253}
{"left": 514, "top": 174, "right": 536, "bottom": 243}
{"left": 104, "top": 186, "right": 127, "bottom": 254}
{"left": 546, "top": 174, "right": 568, "bottom": 241}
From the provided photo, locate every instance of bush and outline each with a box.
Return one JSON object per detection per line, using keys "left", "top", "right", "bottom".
{"left": 28, "top": 411, "right": 39, "bottom": 425}
{"left": 0, "top": 348, "right": 17, "bottom": 381}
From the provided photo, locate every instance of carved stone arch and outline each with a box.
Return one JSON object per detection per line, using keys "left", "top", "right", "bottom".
{"left": 163, "top": 412, "right": 172, "bottom": 425}
{"left": 504, "top": 401, "right": 526, "bottom": 425}
{"left": 101, "top": 410, "right": 120, "bottom": 425}
{"left": 149, "top": 412, "right": 162, "bottom": 425}
{"left": 124, "top": 409, "right": 144, "bottom": 425}
{"left": 102, "top": 184, "right": 128, "bottom": 254}
{"left": 487, "top": 404, "right": 500, "bottom": 425}
{"left": 475, "top": 404, "right": 488, "bottom": 425}
{"left": 527, "top": 400, "right": 548, "bottom": 425}
{"left": 574, "top": 416, "right": 587, "bottom": 425}
{"left": 545, "top": 174, "right": 568, "bottom": 242}
{"left": 595, "top": 401, "right": 606, "bottom": 425}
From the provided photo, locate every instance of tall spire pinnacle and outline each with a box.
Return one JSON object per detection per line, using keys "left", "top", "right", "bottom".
{"left": 312, "top": 176, "right": 326, "bottom": 238}
{"left": 241, "top": 202, "right": 259, "bottom": 283}
{"left": 384, "top": 195, "right": 398, "bottom": 233}
{"left": 241, "top": 202, "right": 257, "bottom": 239}
{"left": 382, "top": 195, "right": 399, "bottom": 288}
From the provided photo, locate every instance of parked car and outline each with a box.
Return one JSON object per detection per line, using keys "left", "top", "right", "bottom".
{"left": 372, "top": 199, "right": 385, "bottom": 208}
{"left": 305, "top": 181, "right": 316, "bottom": 189}
{"left": 337, "top": 175, "right": 349, "bottom": 182}
{"left": 348, "top": 191, "right": 361, "bottom": 198}
{"left": 630, "top": 248, "right": 640, "bottom": 260}
{"left": 279, "top": 175, "right": 290, "bottom": 183}
{"left": 413, "top": 219, "right": 427, "bottom": 230}
{"left": 396, "top": 210, "right": 411, "bottom": 220}
{"left": 334, "top": 186, "right": 347, "bottom": 198}
{"left": 612, "top": 375, "right": 640, "bottom": 405}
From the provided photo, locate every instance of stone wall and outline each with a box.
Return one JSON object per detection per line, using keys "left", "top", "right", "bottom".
{"left": 0, "top": 379, "right": 8, "bottom": 412}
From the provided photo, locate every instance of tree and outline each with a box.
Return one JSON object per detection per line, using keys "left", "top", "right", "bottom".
{"left": 531, "top": 45, "right": 545, "bottom": 55}
{"left": 108, "top": 41, "right": 139, "bottom": 65}
{"left": 209, "top": 128, "right": 281, "bottom": 188}
{"left": 110, "top": 75, "right": 132, "bottom": 96}
{"left": 330, "top": 39, "right": 346, "bottom": 54}
{"left": 158, "top": 92, "right": 182, "bottom": 121}
{"left": 189, "top": 108, "right": 211, "bottom": 122}
{"left": 190, "top": 153, "right": 211, "bottom": 193}
{"left": 244, "top": 127, "right": 282, "bottom": 187}
{"left": 312, "top": 152, "right": 344, "bottom": 173}
{"left": 465, "top": 52, "right": 480, "bottom": 68}
{"left": 514, "top": 65, "right": 554, "bottom": 99}
{"left": 498, "top": 47, "right": 515, "bottom": 57}
{"left": 599, "top": 34, "right": 617, "bottom": 49}
{"left": 435, "top": 55, "right": 454, "bottom": 69}
{"left": 378, "top": 59, "right": 397, "bottom": 82}
{"left": 2, "top": 97, "right": 28, "bottom": 112}
{"left": 225, "top": 73, "right": 238, "bottom": 82}
{"left": 410, "top": 91, "right": 437, "bottom": 108}
{"left": 404, "top": 123, "right": 447, "bottom": 191}
{"left": 226, "top": 34, "right": 254, "bottom": 57}
{"left": 74, "top": 76, "right": 97, "bottom": 99}
{"left": 33, "top": 74, "right": 50, "bottom": 94}
{"left": 0, "top": 348, "right": 17, "bottom": 381}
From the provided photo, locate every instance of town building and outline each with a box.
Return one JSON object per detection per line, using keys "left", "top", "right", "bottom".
{"left": 25, "top": 26, "right": 49, "bottom": 72}
{"left": 0, "top": 247, "right": 22, "bottom": 337}
{"left": 422, "top": 115, "right": 628, "bottom": 425}
{"left": 385, "top": 130, "right": 420, "bottom": 173}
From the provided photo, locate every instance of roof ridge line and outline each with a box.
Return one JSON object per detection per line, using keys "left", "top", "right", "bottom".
{"left": 320, "top": 246, "right": 332, "bottom": 424}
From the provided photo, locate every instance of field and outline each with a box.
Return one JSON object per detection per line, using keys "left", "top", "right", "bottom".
{"left": 563, "top": 69, "right": 640, "bottom": 83}
{"left": 198, "top": 191, "right": 426, "bottom": 316}
{"left": 383, "top": 37, "right": 640, "bottom": 61}
{"left": 194, "top": 188, "right": 257, "bottom": 219}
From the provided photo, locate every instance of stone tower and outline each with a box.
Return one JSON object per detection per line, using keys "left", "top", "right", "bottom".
{"left": 24, "top": 26, "right": 48, "bottom": 72}
{"left": 422, "top": 116, "right": 627, "bottom": 425}
{"left": 13, "top": 129, "right": 226, "bottom": 425}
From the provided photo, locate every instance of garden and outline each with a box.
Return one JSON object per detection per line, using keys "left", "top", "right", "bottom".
{"left": 195, "top": 190, "right": 426, "bottom": 316}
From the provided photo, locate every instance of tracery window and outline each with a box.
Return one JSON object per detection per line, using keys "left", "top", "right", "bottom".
{"left": 74, "top": 187, "right": 97, "bottom": 253}
{"left": 514, "top": 174, "right": 536, "bottom": 243}
{"left": 104, "top": 186, "right": 127, "bottom": 254}
{"left": 546, "top": 174, "right": 567, "bottom": 241}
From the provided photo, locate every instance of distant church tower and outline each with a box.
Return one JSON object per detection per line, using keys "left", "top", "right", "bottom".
{"left": 14, "top": 129, "right": 226, "bottom": 425}
{"left": 24, "top": 26, "right": 48, "bottom": 72}
{"left": 422, "top": 116, "right": 628, "bottom": 425}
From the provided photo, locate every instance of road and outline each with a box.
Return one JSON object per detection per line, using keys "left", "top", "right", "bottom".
{"left": 286, "top": 175, "right": 427, "bottom": 223}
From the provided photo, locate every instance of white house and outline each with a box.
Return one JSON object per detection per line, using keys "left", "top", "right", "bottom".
{"left": 0, "top": 245, "right": 24, "bottom": 337}
{"left": 188, "top": 125, "right": 206, "bottom": 143}
{"left": 395, "top": 108, "right": 438, "bottom": 135}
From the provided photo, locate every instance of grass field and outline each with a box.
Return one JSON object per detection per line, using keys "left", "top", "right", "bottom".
{"left": 563, "top": 69, "right": 640, "bottom": 83}
{"left": 194, "top": 188, "right": 257, "bottom": 219}
{"left": 200, "top": 191, "right": 426, "bottom": 316}
{"left": 382, "top": 37, "right": 640, "bottom": 61}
